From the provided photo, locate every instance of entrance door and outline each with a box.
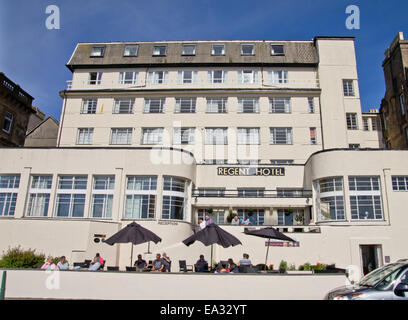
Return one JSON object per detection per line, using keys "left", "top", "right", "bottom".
{"left": 360, "top": 245, "right": 383, "bottom": 276}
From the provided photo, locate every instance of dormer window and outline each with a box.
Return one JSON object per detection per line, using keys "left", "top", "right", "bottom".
{"left": 271, "top": 44, "right": 285, "bottom": 56}
{"left": 153, "top": 45, "right": 167, "bottom": 56}
{"left": 211, "top": 44, "right": 225, "bottom": 56}
{"left": 124, "top": 45, "right": 139, "bottom": 57}
{"left": 241, "top": 44, "right": 255, "bottom": 56}
{"left": 182, "top": 44, "right": 196, "bottom": 56}
{"left": 90, "top": 46, "right": 105, "bottom": 57}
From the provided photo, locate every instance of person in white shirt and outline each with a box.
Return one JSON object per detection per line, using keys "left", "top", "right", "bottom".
{"left": 198, "top": 218, "right": 206, "bottom": 229}
{"left": 57, "top": 256, "right": 69, "bottom": 270}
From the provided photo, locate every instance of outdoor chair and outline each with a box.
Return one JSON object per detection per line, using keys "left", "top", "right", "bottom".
{"left": 83, "top": 260, "right": 91, "bottom": 268}
{"left": 107, "top": 266, "right": 119, "bottom": 271}
{"left": 194, "top": 263, "right": 209, "bottom": 272}
{"left": 220, "top": 260, "right": 228, "bottom": 268}
{"left": 126, "top": 266, "right": 136, "bottom": 272}
{"left": 238, "top": 265, "right": 251, "bottom": 273}
{"left": 179, "top": 260, "right": 193, "bottom": 272}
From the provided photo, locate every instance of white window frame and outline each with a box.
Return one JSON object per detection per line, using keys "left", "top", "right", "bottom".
{"left": 238, "top": 70, "right": 258, "bottom": 84}
{"left": 124, "top": 176, "right": 157, "bottom": 220}
{"left": 269, "top": 127, "right": 293, "bottom": 145}
{"left": 308, "top": 97, "right": 315, "bottom": 113}
{"left": 270, "top": 97, "right": 291, "bottom": 113}
{"left": 123, "top": 45, "right": 139, "bottom": 57}
{"left": 81, "top": 99, "right": 97, "bottom": 114}
{"left": 144, "top": 98, "right": 165, "bottom": 113}
{"left": 237, "top": 128, "right": 260, "bottom": 145}
{"left": 208, "top": 70, "right": 227, "bottom": 84}
{"left": 343, "top": 79, "right": 355, "bottom": 96}
{"left": 3, "top": 112, "right": 13, "bottom": 133}
{"left": 175, "top": 98, "right": 196, "bottom": 113}
{"left": 142, "top": 128, "right": 163, "bottom": 145}
{"left": 162, "top": 176, "right": 188, "bottom": 221}
{"left": 148, "top": 71, "right": 168, "bottom": 84}
{"left": 77, "top": 128, "right": 94, "bottom": 145}
{"left": 152, "top": 45, "right": 167, "bottom": 56}
{"left": 392, "top": 176, "right": 408, "bottom": 191}
{"left": 205, "top": 128, "right": 228, "bottom": 145}
{"left": 310, "top": 127, "right": 317, "bottom": 145}
{"left": 25, "top": 175, "right": 52, "bottom": 217}
{"left": 113, "top": 98, "right": 134, "bottom": 114}
{"left": 90, "top": 46, "right": 105, "bottom": 57}
{"left": 270, "top": 44, "right": 285, "bottom": 56}
{"left": 346, "top": 113, "right": 358, "bottom": 130}
{"left": 110, "top": 128, "right": 133, "bottom": 145}
{"left": 173, "top": 127, "right": 195, "bottom": 145}
{"left": 211, "top": 44, "right": 225, "bottom": 56}
{"left": 241, "top": 44, "right": 255, "bottom": 55}
{"left": 119, "top": 71, "right": 138, "bottom": 85}
{"left": 88, "top": 72, "right": 102, "bottom": 85}
{"left": 0, "top": 175, "right": 20, "bottom": 217}
{"left": 206, "top": 98, "right": 227, "bottom": 113}
{"left": 182, "top": 44, "right": 196, "bottom": 56}
{"left": 315, "top": 177, "right": 345, "bottom": 221}
{"left": 348, "top": 176, "right": 383, "bottom": 220}
{"left": 54, "top": 176, "right": 87, "bottom": 218}
{"left": 268, "top": 70, "right": 288, "bottom": 84}
{"left": 238, "top": 98, "right": 259, "bottom": 113}
{"left": 90, "top": 176, "right": 115, "bottom": 219}
{"left": 177, "top": 70, "right": 197, "bottom": 84}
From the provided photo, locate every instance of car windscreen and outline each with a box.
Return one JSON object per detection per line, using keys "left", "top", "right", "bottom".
{"left": 359, "top": 263, "right": 403, "bottom": 287}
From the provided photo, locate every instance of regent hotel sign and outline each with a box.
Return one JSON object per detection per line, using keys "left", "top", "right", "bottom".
{"left": 217, "top": 167, "right": 285, "bottom": 176}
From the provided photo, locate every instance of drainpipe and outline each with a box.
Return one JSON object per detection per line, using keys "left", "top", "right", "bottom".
{"left": 0, "top": 270, "right": 6, "bottom": 300}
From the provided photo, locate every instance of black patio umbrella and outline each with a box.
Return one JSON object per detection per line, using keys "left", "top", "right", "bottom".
{"left": 105, "top": 222, "right": 162, "bottom": 266}
{"left": 244, "top": 227, "right": 296, "bottom": 270}
{"left": 182, "top": 223, "right": 242, "bottom": 269}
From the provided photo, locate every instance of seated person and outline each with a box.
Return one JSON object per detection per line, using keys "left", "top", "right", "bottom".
{"left": 162, "top": 252, "right": 171, "bottom": 272}
{"left": 228, "top": 258, "right": 238, "bottom": 273}
{"left": 198, "top": 218, "right": 206, "bottom": 230}
{"left": 151, "top": 253, "right": 164, "bottom": 272}
{"left": 41, "top": 257, "right": 57, "bottom": 270}
{"left": 134, "top": 254, "right": 147, "bottom": 271}
{"left": 214, "top": 263, "right": 229, "bottom": 274}
{"left": 88, "top": 257, "right": 101, "bottom": 271}
{"left": 240, "top": 216, "right": 250, "bottom": 226}
{"left": 231, "top": 216, "right": 240, "bottom": 225}
{"left": 238, "top": 253, "right": 252, "bottom": 266}
{"left": 194, "top": 255, "right": 208, "bottom": 272}
{"left": 57, "top": 256, "right": 69, "bottom": 270}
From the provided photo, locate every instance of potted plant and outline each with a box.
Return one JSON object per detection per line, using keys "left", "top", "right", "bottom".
{"left": 226, "top": 211, "right": 237, "bottom": 223}
{"left": 207, "top": 208, "right": 214, "bottom": 215}
{"left": 279, "top": 260, "right": 288, "bottom": 274}
{"left": 294, "top": 213, "right": 304, "bottom": 225}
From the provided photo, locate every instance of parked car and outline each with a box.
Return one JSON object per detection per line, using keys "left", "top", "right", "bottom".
{"left": 324, "top": 259, "right": 408, "bottom": 300}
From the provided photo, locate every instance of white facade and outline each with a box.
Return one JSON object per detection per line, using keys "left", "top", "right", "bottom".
{"left": 0, "top": 38, "right": 402, "bottom": 277}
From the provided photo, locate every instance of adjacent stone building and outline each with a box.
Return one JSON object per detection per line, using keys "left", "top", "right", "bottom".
{"left": 380, "top": 32, "right": 408, "bottom": 148}
{"left": 0, "top": 72, "right": 35, "bottom": 147}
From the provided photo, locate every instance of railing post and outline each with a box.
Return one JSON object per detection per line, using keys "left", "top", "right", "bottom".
{"left": 0, "top": 270, "right": 6, "bottom": 300}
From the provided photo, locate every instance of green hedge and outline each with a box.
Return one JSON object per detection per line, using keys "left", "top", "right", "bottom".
{"left": 0, "top": 246, "right": 45, "bottom": 269}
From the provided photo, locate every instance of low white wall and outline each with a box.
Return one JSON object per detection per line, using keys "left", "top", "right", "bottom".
{"left": 2, "top": 269, "right": 346, "bottom": 300}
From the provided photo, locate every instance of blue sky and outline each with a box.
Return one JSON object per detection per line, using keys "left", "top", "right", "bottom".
{"left": 0, "top": 0, "right": 407, "bottom": 120}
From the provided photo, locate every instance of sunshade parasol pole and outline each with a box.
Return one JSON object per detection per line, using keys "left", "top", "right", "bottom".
{"left": 265, "top": 237, "right": 271, "bottom": 271}
{"left": 130, "top": 243, "right": 133, "bottom": 267}
{"left": 211, "top": 244, "right": 213, "bottom": 271}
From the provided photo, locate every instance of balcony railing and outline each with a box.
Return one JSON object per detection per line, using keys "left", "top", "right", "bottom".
{"left": 0, "top": 72, "right": 33, "bottom": 106}
{"left": 192, "top": 189, "right": 312, "bottom": 198}
{"left": 65, "top": 78, "right": 320, "bottom": 90}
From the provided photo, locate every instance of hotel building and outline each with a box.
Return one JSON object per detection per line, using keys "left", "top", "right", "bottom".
{"left": 0, "top": 37, "right": 407, "bottom": 277}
